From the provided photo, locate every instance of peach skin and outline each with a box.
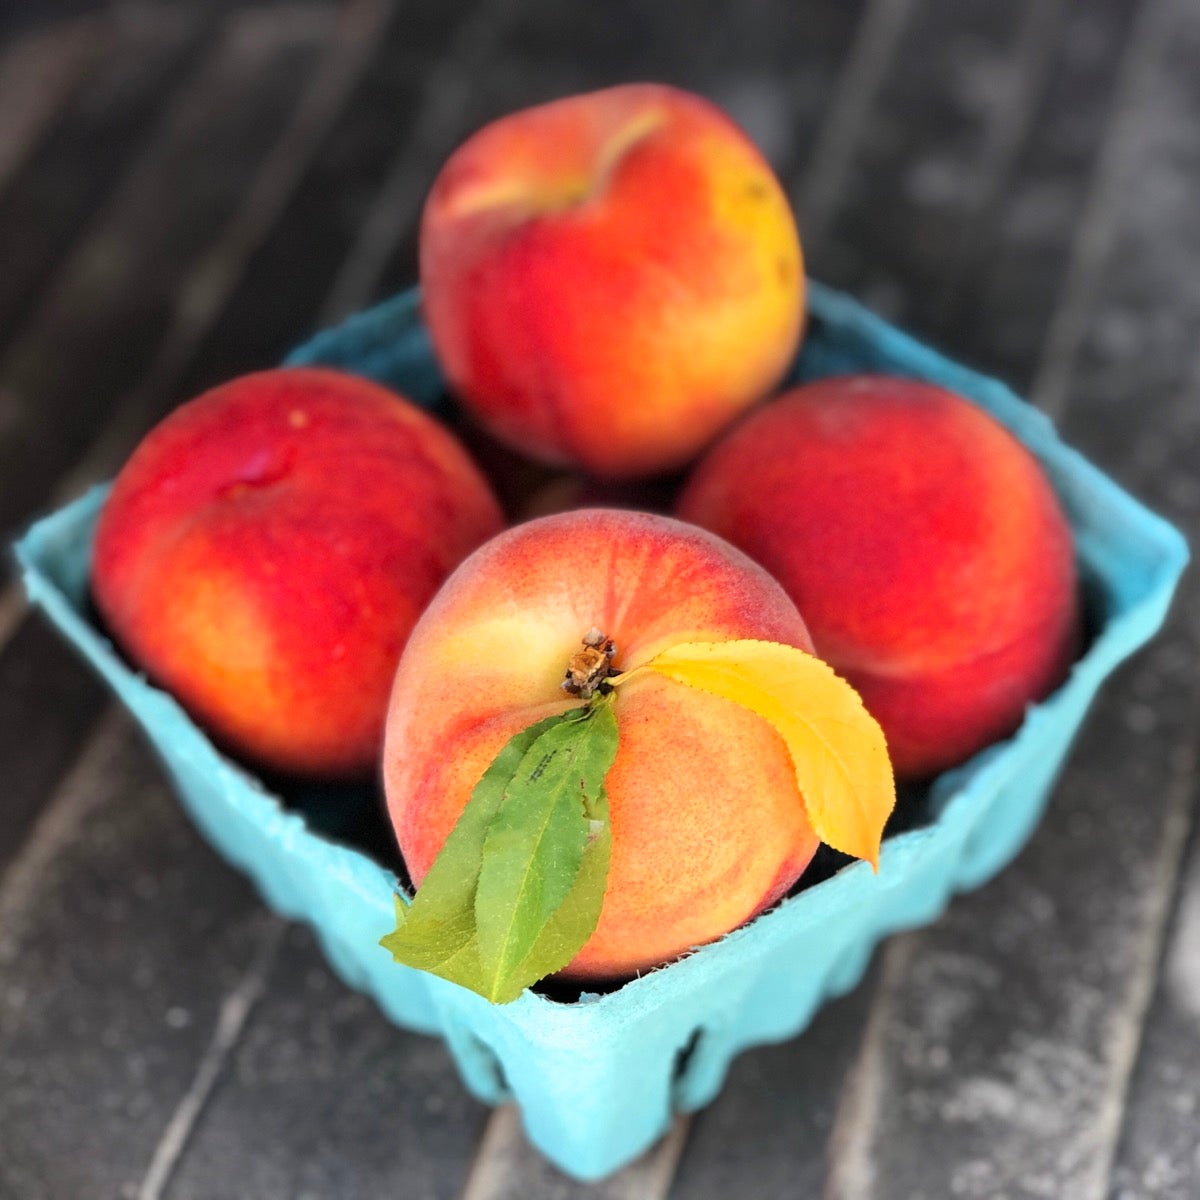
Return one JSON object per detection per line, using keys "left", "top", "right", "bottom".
{"left": 92, "top": 367, "right": 504, "bottom": 780}
{"left": 384, "top": 509, "right": 821, "bottom": 981}
{"left": 676, "top": 376, "right": 1081, "bottom": 779}
{"left": 420, "top": 83, "right": 805, "bottom": 479}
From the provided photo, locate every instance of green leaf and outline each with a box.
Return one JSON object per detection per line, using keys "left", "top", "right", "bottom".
{"left": 475, "top": 700, "right": 619, "bottom": 1000}
{"left": 379, "top": 711, "right": 569, "bottom": 988}
{"left": 379, "top": 700, "right": 620, "bottom": 1004}
{"left": 511, "top": 788, "right": 611, "bottom": 988}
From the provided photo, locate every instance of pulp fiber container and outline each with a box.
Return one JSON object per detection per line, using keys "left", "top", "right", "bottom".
{"left": 17, "top": 283, "right": 1188, "bottom": 1180}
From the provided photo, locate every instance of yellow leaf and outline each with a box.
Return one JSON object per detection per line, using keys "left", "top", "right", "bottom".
{"left": 614, "top": 640, "right": 895, "bottom": 869}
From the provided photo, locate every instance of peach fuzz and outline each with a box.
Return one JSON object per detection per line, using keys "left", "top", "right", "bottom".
{"left": 384, "top": 509, "right": 821, "bottom": 981}
{"left": 676, "top": 376, "right": 1081, "bottom": 779}
{"left": 420, "top": 83, "right": 804, "bottom": 479}
{"left": 92, "top": 368, "right": 504, "bottom": 780}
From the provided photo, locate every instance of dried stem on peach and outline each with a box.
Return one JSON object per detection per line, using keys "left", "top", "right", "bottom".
{"left": 561, "top": 627, "right": 619, "bottom": 699}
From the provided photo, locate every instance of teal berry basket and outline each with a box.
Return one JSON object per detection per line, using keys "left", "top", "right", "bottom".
{"left": 16, "top": 283, "right": 1188, "bottom": 1180}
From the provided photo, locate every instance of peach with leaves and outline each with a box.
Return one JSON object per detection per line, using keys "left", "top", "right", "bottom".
{"left": 381, "top": 510, "right": 894, "bottom": 1000}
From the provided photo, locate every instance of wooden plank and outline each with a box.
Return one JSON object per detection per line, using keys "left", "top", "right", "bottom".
{"left": 0, "top": 715, "right": 277, "bottom": 1199}
{"left": 0, "top": 2, "right": 92, "bottom": 44}
{"left": 138, "top": 917, "right": 288, "bottom": 1200}
{"left": 170, "top": 0, "right": 483, "bottom": 394}
{"left": 0, "top": 6, "right": 203, "bottom": 348}
{"left": 920, "top": 0, "right": 1073, "bottom": 334}
{"left": 1056, "top": 5, "right": 1200, "bottom": 1190}
{"left": 797, "top": 0, "right": 916, "bottom": 247}
{"left": 822, "top": 0, "right": 1200, "bottom": 1195}
{"left": 317, "top": 0, "right": 537, "bottom": 320}
{"left": 0, "top": 617, "right": 108, "bottom": 875}
{"left": 459, "top": 1107, "right": 689, "bottom": 1200}
{"left": 0, "top": 2, "right": 337, "bottom": 541}
{"left": 0, "top": 15, "right": 102, "bottom": 195}
{"left": 1110, "top": 815, "right": 1200, "bottom": 1200}
{"left": 1030, "top": 0, "right": 1182, "bottom": 419}
{"left": 948, "top": 0, "right": 1141, "bottom": 390}
{"left": 157, "top": 923, "right": 489, "bottom": 1200}
{"left": 50, "top": 0, "right": 395, "bottom": 501}
{"left": 803, "top": 0, "right": 1052, "bottom": 319}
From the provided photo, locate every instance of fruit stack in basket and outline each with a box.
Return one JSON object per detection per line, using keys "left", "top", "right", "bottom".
{"left": 19, "top": 82, "right": 1186, "bottom": 1181}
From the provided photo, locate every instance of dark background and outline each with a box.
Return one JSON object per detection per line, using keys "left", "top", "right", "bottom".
{"left": 1, "top": 1, "right": 1198, "bottom": 1197}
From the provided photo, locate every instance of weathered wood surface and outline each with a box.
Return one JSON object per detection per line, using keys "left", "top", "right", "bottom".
{"left": 0, "top": 2, "right": 347, "bottom": 538}
{"left": 0, "top": 6, "right": 203, "bottom": 348}
{"left": 0, "top": 714, "right": 274, "bottom": 1200}
{"left": 0, "top": 0, "right": 389, "bottom": 894}
{"left": 1, "top": 0, "right": 1198, "bottom": 1197}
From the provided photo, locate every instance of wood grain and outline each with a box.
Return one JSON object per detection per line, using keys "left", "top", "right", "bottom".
{"left": 0, "top": 3, "right": 337, "bottom": 540}
{"left": 1, "top": 1, "right": 1198, "bottom": 1196}
{"left": 0, "top": 715, "right": 272, "bottom": 1199}
{"left": 821, "top": 0, "right": 1200, "bottom": 1195}
{"left": 0, "top": 6, "right": 203, "bottom": 351}
{"left": 461, "top": 1108, "right": 689, "bottom": 1200}
{"left": 1111, "top": 815, "right": 1200, "bottom": 1200}
{"left": 0, "top": 15, "right": 102, "bottom": 195}
{"left": 159, "top": 921, "right": 489, "bottom": 1200}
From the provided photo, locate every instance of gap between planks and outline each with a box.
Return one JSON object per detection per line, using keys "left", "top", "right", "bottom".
{"left": 0, "top": 706, "right": 131, "bottom": 962}
{"left": 136, "top": 915, "right": 288, "bottom": 1200}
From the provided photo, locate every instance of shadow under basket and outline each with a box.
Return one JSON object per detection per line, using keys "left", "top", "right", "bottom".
{"left": 16, "top": 283, "right": 1188, "bottom": 1181}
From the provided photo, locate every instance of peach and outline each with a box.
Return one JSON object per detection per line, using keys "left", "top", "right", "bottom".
{"left": 384, "top": 509, "right": 820, "bottom": 980}
{"left": 420, "top": 83, "right": 804, "bottom": 479}
{"left": 92, "top": 368, "right": 504, "bottom": 780}
{"left": 676, "top": 376, "right": 1080, "bottom": 779}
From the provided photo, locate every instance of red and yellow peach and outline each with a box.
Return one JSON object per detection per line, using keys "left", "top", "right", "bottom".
{"left": 420, "top": 83, "right": 804, "bottom": 479}
{"left": 676, "top": 376, "right": 1080, "bottom": 778}
{"left": 92, "top": 367, "right": 504, "bottom": 780}
{"left": 384, "top": 508, "right": 821, "bottom": 980}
